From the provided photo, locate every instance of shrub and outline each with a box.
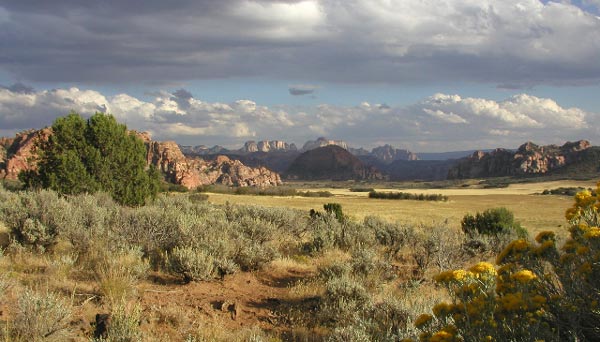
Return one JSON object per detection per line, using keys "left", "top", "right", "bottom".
{"left": 320, "top": 275, "right": 372, "bottom": 326}
{"left": 167, "top": 246, "right": 215, "bottom": 282}
{"left": 324, "top": 203, "right": 345, "bottom": 223}
{"left": 368, "top": 191, "right": 448, "bottom": 201}
{"left": 92, "top": 303, "right": 142, "bottom": 342}
{"left": 461, "top": 207, "right": 527, "bottom": 238}
{"left": 411, "top": 182, "right": 600, "bottom": 342}
{"left": 10, "top": 288, "right": 72, "bottom": 341}
{"left": 349, "top": 187, "right": 375, "bottom": 193}
{"left": 20, "top": 112, "right": 160, "bottom": 206}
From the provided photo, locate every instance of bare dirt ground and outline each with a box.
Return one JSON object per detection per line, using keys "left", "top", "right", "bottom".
{"left": 133, "top": 262, "right": 318, "bottom": 341}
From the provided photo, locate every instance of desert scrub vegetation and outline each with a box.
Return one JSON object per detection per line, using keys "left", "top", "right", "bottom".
{"left": 0, "top": 182, "right": 568, "bottom": 341}
{"left": 368, "top": 190, "right": 448, "bottom": 202}
{"left": 410, "top": 183, "right": 600, "bottom": 342}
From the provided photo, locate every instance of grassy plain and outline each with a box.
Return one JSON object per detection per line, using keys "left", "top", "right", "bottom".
{"left": 206, "top": 180, "right": 596, "bottom": 239}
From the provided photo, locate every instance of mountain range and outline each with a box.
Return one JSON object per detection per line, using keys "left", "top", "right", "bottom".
{"left": 2, "top": 128, "right": 598, "bottom": 185}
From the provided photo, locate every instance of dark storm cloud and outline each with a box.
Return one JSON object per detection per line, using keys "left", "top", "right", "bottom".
{"left": 288, "top": 85, "right": 318, "bottom": 96}
{"left": 0, "top": 1, "right": 599, "bottom": 86}
{"left": 171, "top": 88, "right": 194, "bottom": 110}
{"left": 1, "top": 83, "right": 35, "bottom": 94}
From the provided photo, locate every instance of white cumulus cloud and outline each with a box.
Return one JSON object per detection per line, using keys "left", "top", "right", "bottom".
{"left": 0, "top": 86, "right": 596, "bottom": 151}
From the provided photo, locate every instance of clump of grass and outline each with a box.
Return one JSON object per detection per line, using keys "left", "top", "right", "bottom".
{"left": 92, "top": 302, "right": 142, "bottom": 342}
{"left": 95, "top": 247, "right": 148, "bottom": 305}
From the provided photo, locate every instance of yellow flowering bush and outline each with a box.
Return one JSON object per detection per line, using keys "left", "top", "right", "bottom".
{"left": 414, "top": 182, "right": 600, "bottom": 342}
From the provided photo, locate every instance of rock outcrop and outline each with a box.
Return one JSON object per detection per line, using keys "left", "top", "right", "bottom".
{"left": 301, "top": 137, "right": 348, "bottom": 152}
{"left": 371, "top": 144, "right": 419, "bottom": 163}
{"left": 137, "top": 133, "right": 282, "bottom": 189}
{"left": 286, "top": 145, "right": 384, "bottom": 180}
{"left": 0, "top": 128, "right": 51, "bottom": 179}
{"left": 240, "top": 140, "right": 298, "bottom": 153}
{"left": 179, "top": 145, "right": 229, "bottom": 156}
{"left": 448, "top": 140, "right": 592, "bottom": 179}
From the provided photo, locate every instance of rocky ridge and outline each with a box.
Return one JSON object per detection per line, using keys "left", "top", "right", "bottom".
{"left": 0, "top": 129, "right": 281, "bottom": 189}
{"left": 0, "top": 129, "right": 51, "bottom": 179}
{"left": 448, "top": 140, "right": 592, "bottom": 179}
{"left": 241, "top": 140, "right": 298, "bottom": 153}
{"left": 286, "top": 145, "right": 384, "bottom": 181}
{"left": 137, "top": 133, "right": 282, "bottom": 189}
{"left": 301, "top": 137, "right": 348, "bottom": 152}
{"left": 371, "top": 144, "right": 419, "bottom": 163}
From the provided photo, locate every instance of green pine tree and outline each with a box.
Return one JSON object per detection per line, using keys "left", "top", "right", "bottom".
{"left": 20, "top": 112, "right": 159, "bottom": 206}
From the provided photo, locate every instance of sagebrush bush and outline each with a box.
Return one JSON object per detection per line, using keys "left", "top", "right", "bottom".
{"left": 320, "top": 275, "right": 372, "bottom": 326}
{"left": 167, "top": 246, "right": 215, "bottom": 282}
{"left": 9, "top": 288, "right": 72, "bottom": 342}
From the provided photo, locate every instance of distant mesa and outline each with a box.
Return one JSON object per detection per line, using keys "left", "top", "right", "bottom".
{"left": 179, "top": 144, "right": 229, "bottom": 156}
{"left": 301, "top": 137, "right": 348, "bottom": 152}
{"left": 448, "top": 140, "right": 596, "bottom": 179}
{"left": 371, "top": 144, "right": 418, "bottom": 163}
{"left": 240, "top": 140, "right": 298, "bottom": 153}
{"left": 285, "top": 145, "right": 384, "bottom": 181}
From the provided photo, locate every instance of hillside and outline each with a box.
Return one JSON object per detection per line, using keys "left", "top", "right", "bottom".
{"left": 448, "top": 140, "right": 597, "bottom": 179}
{"left": 285, "top": 145, "right": 384, "bottom": 180}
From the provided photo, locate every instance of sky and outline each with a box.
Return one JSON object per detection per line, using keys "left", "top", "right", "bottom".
{"left": 0, "top": 0, "right": 599, "bottom": 152}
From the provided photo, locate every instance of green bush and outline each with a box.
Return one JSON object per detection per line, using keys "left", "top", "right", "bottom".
{"left": 324, "top": 203, "right": 344, "bottom": 223}
{"left": 20, "top": 112, "right": 160, "bottom": 206}
{"left": 461, "top": 207, "right": 527, "bottom": 238}
{"left": 368, "top": 191, "right": 448, "bottom": 201}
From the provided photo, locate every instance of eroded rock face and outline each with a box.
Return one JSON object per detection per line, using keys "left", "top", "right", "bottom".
{"left": 301, "top": 137, "right": 348, "bottom": 152}
{"left": 241, "top": 140, "right": 297, "bottom": 153}
{"left": 448, "top": 140, "right": 592, "bottom": 179}
{"left": 371, "top": 144, "right": 419, "bottom": 163}
{"left": 0, "top": 128, "right": 51, "bottom": 179}
{"left": 138, "top": 134, "right": 282, "bottom": 189}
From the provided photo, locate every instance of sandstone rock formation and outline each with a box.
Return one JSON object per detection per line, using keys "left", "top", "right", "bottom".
{"left": 0, "top": 128, "right": 51, "bottom": 179}
{"left": 448, "top": 140, "right": 592, "bottom": 179}
{"left": 371, "top": 144, "right": 419, "bottom": 163}
{"left": 301, "top": 137, "right": 348, "bottom": 152}
{"left": 137, "top": 133, "right": 282, "bottom": 189}
{"left": 0, "top": 129, "right": 282, "bottom": 189}
{"left": 241, "top": 140, "right": 298, "bottom": 153}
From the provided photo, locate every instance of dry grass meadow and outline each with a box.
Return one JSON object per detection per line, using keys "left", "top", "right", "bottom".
{"left": 206, "top": 180, "right": 595, "bottom": 239}
{"left": 0, "top": 179, "right": 595, "bottom": 341}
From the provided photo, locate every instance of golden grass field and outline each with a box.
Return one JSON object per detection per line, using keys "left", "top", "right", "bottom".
{"left": 206, "top": 180, "right": 597, "bottom": 239}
